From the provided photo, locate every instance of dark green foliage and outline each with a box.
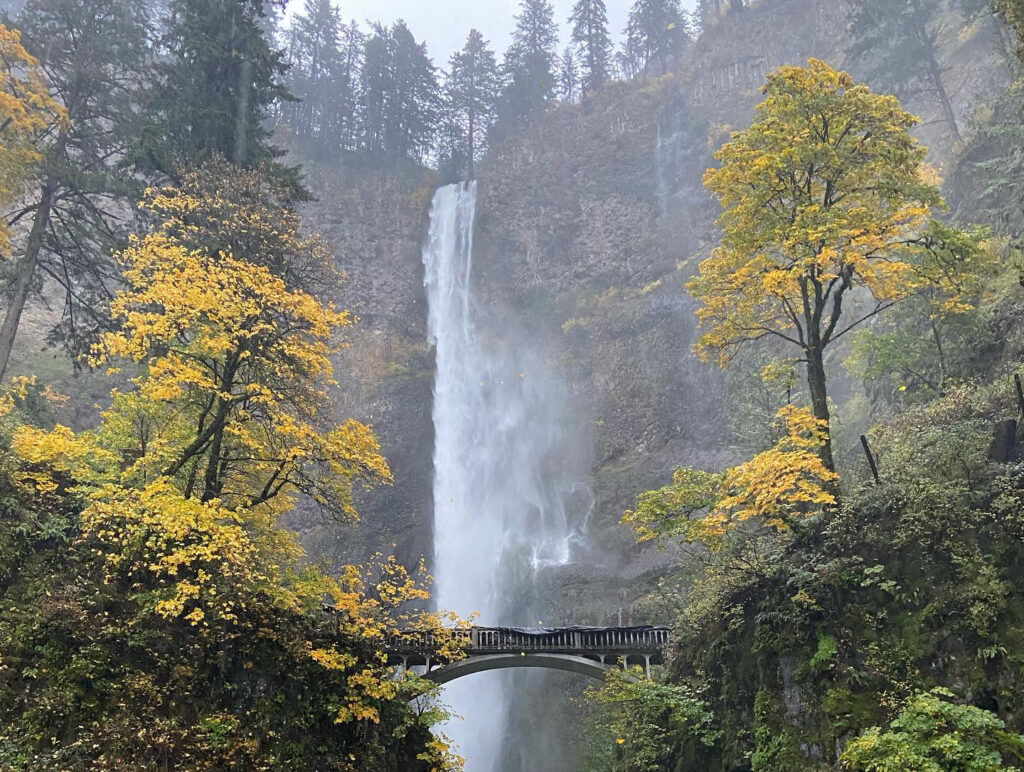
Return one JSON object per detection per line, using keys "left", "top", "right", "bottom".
{"left": 359, "top": 21, "right": 439, "bottom": 167}
{"left": 441, "top": 29, "right": 500, "bottom": 180}
{"left": 626, "top": 0, "right": 690, "bottom": 76}
{"left": 282, "top": 0, "right": 363, "bottom": 162}
{"left": 136, "top": 0, "right": 292, "bottom": 176}
{"left": 500, "top": 0, "right": 560, "bottom": 124}
{"left": 570, "top": 0, "right": 612, "bottom": 95}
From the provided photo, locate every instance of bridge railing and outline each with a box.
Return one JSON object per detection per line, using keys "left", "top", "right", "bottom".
{"left": 387, "top": 626, "right": 670, "bottom": 657}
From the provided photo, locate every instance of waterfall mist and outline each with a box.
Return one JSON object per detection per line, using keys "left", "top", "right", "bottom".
{"left": 423, "top": 182, "right": 593, "bottom": 770}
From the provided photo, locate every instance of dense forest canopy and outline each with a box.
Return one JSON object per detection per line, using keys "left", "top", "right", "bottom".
{"left": 1, "top": 0, "right": 1024, "bottom": 769}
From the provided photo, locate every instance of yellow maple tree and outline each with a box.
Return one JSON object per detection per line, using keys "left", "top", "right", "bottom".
{"left": 0, "top": 24, "right": 65, "bottom": 254}
{"left": 689, "top": 59, "right": 982, "bottom": 470}
{"left": 16, "top": 162, "right": 393, "bottom": 519}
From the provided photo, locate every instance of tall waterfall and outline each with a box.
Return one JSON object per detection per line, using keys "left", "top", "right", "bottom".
{"left": 423, "top": 182, "right": 590, "bottom": 770}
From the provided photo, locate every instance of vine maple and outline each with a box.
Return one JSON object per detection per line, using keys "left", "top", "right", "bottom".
{"left": 27, "top": 163, "right": 394, "bottom": 520}
{"left": 623, "top": 405, "right": 837, "bottom": 549}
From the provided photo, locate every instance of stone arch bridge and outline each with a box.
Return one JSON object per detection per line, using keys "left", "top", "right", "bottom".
{"left": 387, "top": 626, "right": 670, "bottom": 685}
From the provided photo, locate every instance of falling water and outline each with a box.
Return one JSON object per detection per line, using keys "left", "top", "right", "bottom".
{"left": 422, "top": 182, "right": 590, "bottom": 770}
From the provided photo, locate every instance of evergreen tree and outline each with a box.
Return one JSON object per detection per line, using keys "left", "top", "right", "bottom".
{"left": 444, "top": 29, "right": 499, "bottom": 179}
{"left": 559, "top": 46, "right": 580, "bottom": 103}
{"left": 281, "top": 8, "right": 362, "bottom": 161}
{"left": 694, "top": 0, "right": 722, "bottom": 30}
{"left": 570, "top": 0, "right": 611, "bottom": 95}
{"left": 435, "top": 99, "right": 466, "bottom": 184}
{"left": 359, "top": 21, "right": 438, "bottom": 166}
{"left": 0, "top": 0, "right": 151, "bottom": 379}
{"left": 385, "top": 21, "right": 438, "bottom": 163}
{"left": 626, "top": 0, "right": 689, "bottom": 75}
{"left": 847, "top": 0, "right": 962, "bottom": 142}
{"left": 337, "top": 20, "right": 366, "bottom": 152}
{"left": 501, "top": 0, "right": 559, "bottom": 122}
{"left": 137, "top": 0, "right": 292, "bottom": 174}
{"left": 284, "top": 0, "right": 344, "bottom": 161}
{"left": 360, "top": 24, "right": 389, "bottom": 158}
{"left": 616, "top": 35, "right": 643, "bottom": 80}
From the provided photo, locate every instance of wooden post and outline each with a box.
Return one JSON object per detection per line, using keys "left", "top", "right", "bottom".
{"left": 989, "top": 420, "right": 1018, "bottom": 462}
{"left": 860, "top": 435, "right": 880, "bottom": 484}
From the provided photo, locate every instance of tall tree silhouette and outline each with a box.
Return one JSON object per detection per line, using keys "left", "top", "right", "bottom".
{"left": 626, "top": 0, "right": 689, "bottom": 75}
{"left": 137, "top": 0, "right": 292, "bottom": 174}
{"left": 501, "top": 0, "right": 559, "bottom": 122}
{"left": 444, "top": 29, "right": 499, "bottom": 178}
{"left": 570, "top": 0, "right": 612, "bottom": 96}
{"left": 359, "top": 21, "right": 438, "bottom": 166}
{"left": 283, "top": 0, "right": 345, "bottom": 161}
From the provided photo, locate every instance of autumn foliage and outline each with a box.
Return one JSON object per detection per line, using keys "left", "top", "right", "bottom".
{"left": 0, "top": 164, "right": 464, "bottom": 770}
{"left": 624, "top": 405, "right": 837, "bottom": 549}
{"left": 689, "top": 59, "right": 982, "bottom": 469}
{"left": 0, "top": 24, "right": 63, "bottom": 254}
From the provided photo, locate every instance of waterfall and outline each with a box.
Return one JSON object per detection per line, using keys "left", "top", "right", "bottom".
{"left": 422, "top": 182, "right": 590, "bottom": 770}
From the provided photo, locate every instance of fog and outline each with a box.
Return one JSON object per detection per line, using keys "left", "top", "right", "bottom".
{"left": 286, "top": 0, "right": 699, "bottom": 63}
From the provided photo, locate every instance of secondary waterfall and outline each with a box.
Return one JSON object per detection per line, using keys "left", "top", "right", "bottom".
{"left": 423, "top": 182, "right": 590, "bottom": 770}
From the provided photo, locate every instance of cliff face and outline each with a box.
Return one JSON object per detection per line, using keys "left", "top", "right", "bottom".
{"left": 292, "top": 9, "right": 1008, "bottom": 768}
{"left": 301, "top": 0, "right": 1008, "bottom": 603}
{"left": 292, "top": 167, "right": 438, "bottom": 571}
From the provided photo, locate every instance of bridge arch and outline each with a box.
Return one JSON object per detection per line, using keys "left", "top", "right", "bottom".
{"left": 422, "top": 653, "right": 636, "bottom": 685}
{"left": 387, "top": 625, "right": 669, "bottom": 685}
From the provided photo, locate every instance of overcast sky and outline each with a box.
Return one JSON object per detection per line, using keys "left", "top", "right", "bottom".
{"left": 285, "top": 0, "right": 699, "bottom": 67}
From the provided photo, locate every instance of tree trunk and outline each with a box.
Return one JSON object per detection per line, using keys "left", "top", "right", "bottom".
{"left": 234, "top": 58, "right": 252, "bottom": 164}
{"left": 0, "top": 177, "right": 57, "bottom": 381}
{"left": 911, "top": 0, "right": 961, "bottom": 142}
{"left": 201, "top": 397, "right": 231, "bottom": 502}
{"left": 805, "top": 344, "right": 835, "bottom": 472}
{"left": 927, "top": 49, "right": 961, "bottom": 142}
{"left": 467, "top": 110, "right": 475, "bottom": 180}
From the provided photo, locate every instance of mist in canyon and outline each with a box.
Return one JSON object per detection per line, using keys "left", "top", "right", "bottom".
{"left": 2, "top": 0, "right": 1022, "bottom": 769}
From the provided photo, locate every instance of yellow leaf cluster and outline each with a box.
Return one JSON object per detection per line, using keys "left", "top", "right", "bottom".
{"left": 624, "top": 406, "right": 837, "bottom": 549}
{"left": 71, "top": 166, "right": 391, "bottom": 517}
{"left": 712, "top": 405, "right": 838, "bottom": 536}
{"left": 3, "top": 162, "right": 468, "bottom": 744}
{"left": 0, "top": 24, "right": 65, "bottom": 254}
{"left": 11, "top": 423, "right": 460, "bottom": 724}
